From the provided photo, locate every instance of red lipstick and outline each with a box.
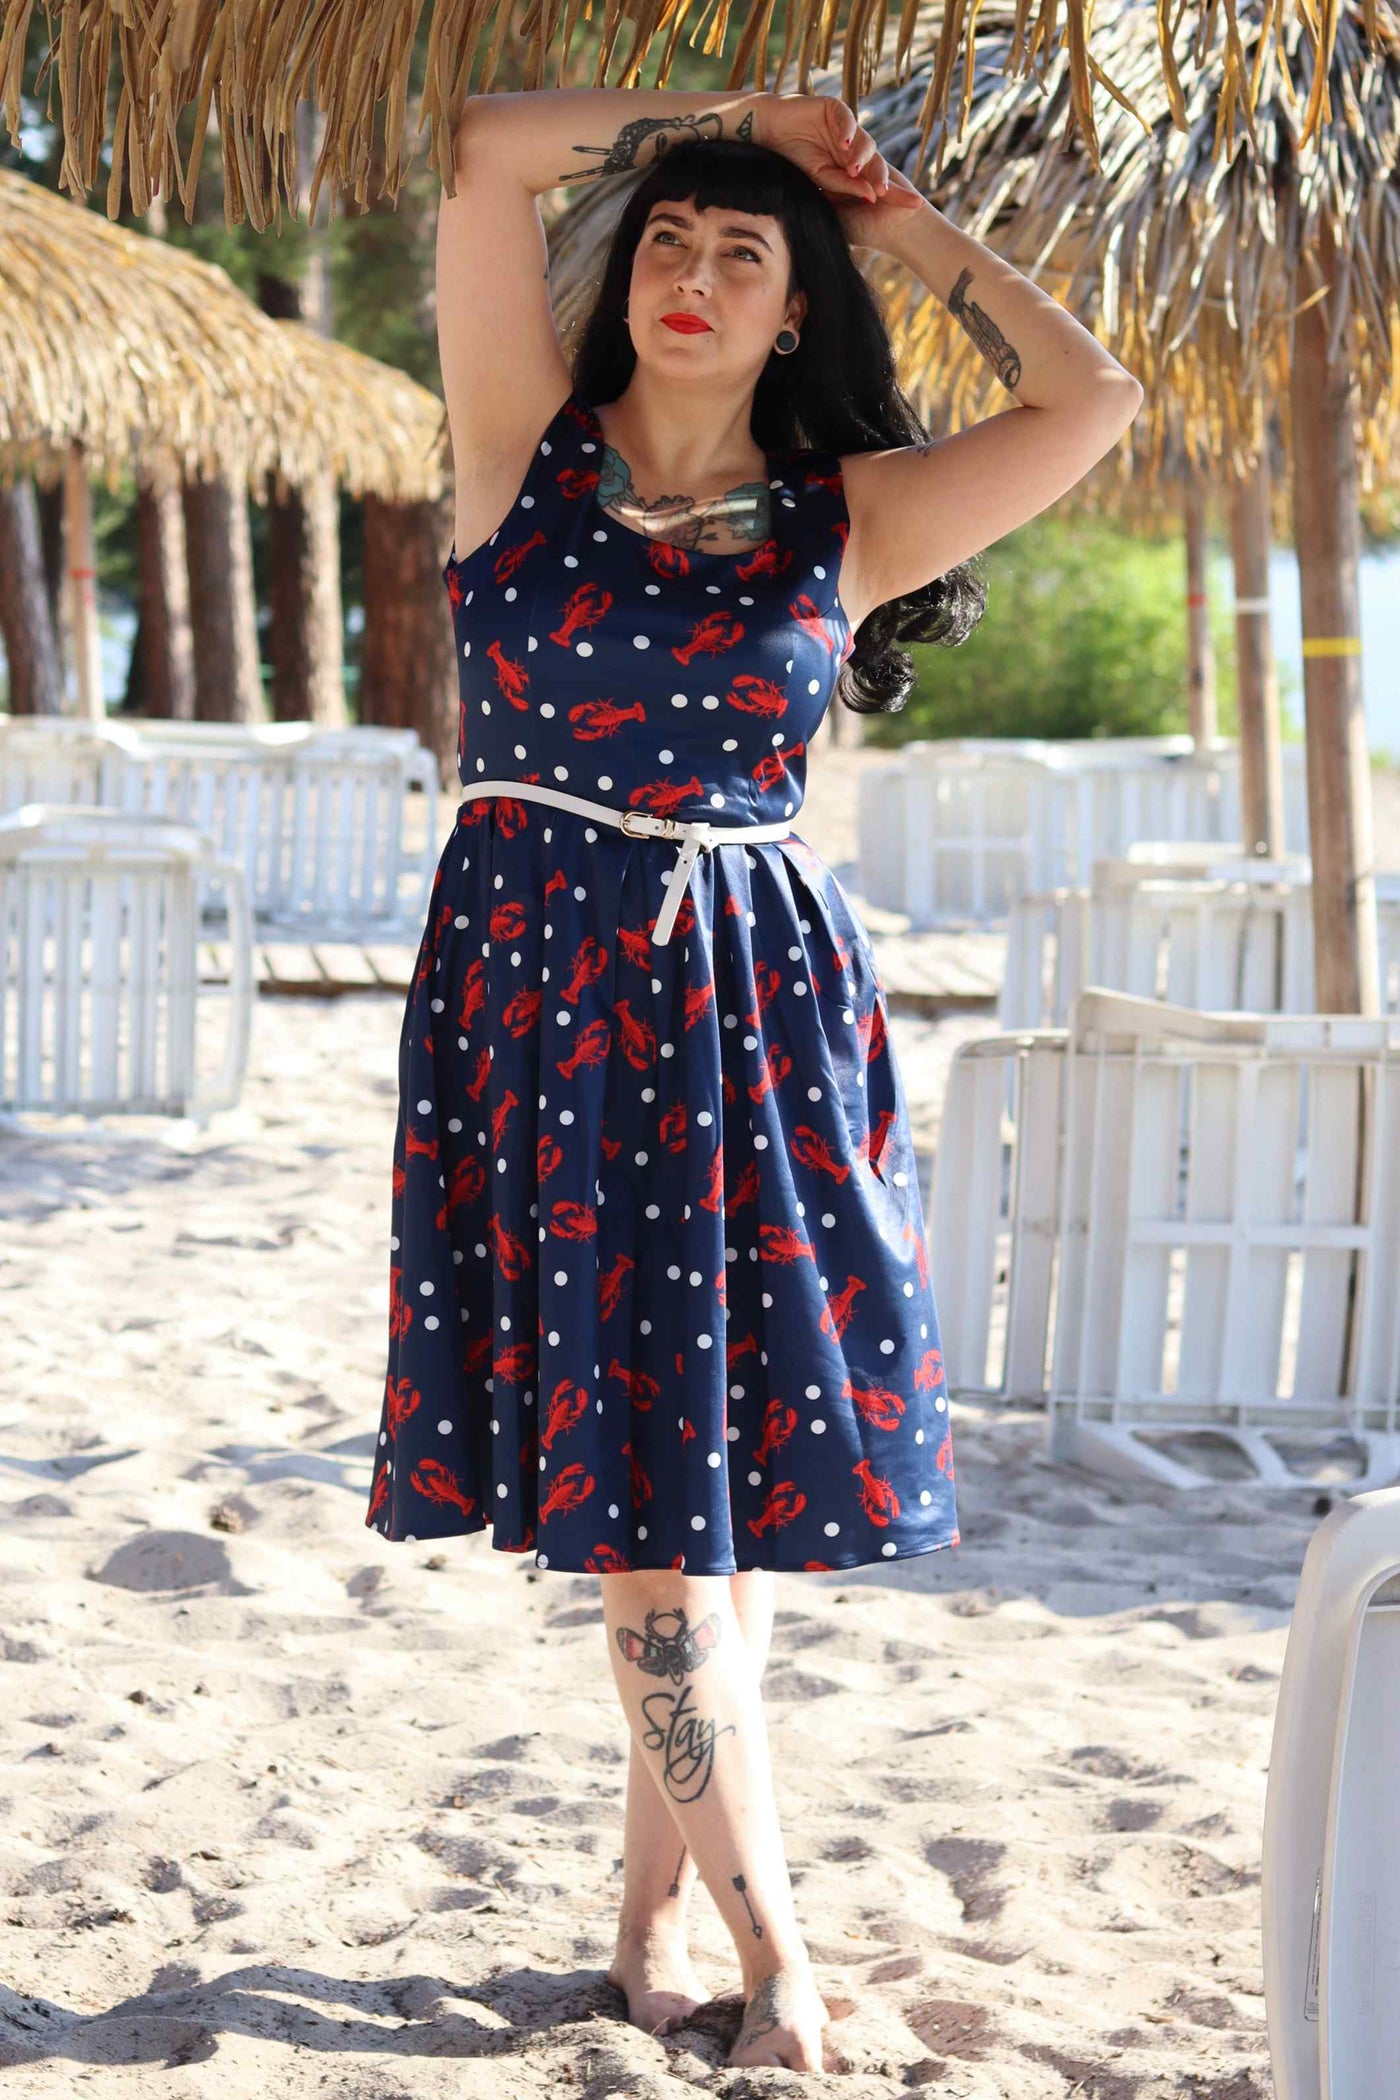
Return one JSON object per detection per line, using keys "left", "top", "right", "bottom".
{"left": 660, "top": 313, "right": 713, "bottom": 333}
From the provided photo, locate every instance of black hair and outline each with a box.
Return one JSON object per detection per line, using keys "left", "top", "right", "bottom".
{"left": 569, "top": 135, "right": 987, "bottom": 714}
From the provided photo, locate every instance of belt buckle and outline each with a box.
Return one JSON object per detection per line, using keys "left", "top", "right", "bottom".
{"left": 621, "top": 809, "right": 683, "bottom": 841}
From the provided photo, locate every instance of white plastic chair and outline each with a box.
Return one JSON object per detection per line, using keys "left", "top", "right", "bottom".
{"left": 0, "top": 803, "right": 252, "bottom": 1121}
{"left": 1261, "top": 1485, "right": 1400, "bottom": 2099}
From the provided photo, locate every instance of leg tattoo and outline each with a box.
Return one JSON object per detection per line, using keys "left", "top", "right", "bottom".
{"left": 733, "top": 1871, "right": 764, "bottom": 1939}
{"left": 947, "top": 266, "right": 1023, "bottom": 390}
{"left": 668, "top": 1844, "right": 687, "bottom": 1899}
{"left": 616, "top": 1606, "right": 736, "bottom": 1803}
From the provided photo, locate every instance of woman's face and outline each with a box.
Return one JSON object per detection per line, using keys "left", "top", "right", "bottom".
{"left": 628, "top": 196, "right": 806, "bottom": 378}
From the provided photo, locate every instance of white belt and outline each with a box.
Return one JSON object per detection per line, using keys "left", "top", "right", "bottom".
{"left": 461, "top": 778, "right": 795, "bottom": 946}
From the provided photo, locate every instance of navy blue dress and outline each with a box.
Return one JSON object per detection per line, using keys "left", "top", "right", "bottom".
{"left": 364, "top": 388, "right": 959, "bottom": 1575}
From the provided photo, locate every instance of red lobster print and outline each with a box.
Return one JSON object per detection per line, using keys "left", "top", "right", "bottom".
{"left": 585, "top": 1543, "right": 633, "bottom": 1572}
{"left": 385, "top": 1374, "right": 421, "bottom": 1436}
{"left": 486, "top": 1214, "right": 532, "bottom": 1281}
{"left": 542, "top": 1379, "right": 589, "bottom": 1449}
{"left": 853, "top": 1457, "right": 900, "bottom": 1526}
{"left": 503, "top": 986, "right": 543, "bottom": 1038}
{"left": 464, "top": 1331, "right": 494, "bottom": 1378}
{"left": 388, "top": 1266, "right": 413, "bottom": 1340}
{"left": 545, "top": 867, "right": 569, "bottom": 905}
{"left": 490, "top": 1089, "right": 520, "bottom": 1156}
{"left": 629, "top": 777, "right": 704, "bottom": 821}
{"left": 458, "top": 958, "right": 487, "bottom": 1033}
{"left": 726, "top": 1329, "right": 760, "bottom": 1370}
{"left": 748, "top": 1045, "right": 791, "bottom": 1104}
{"left": 747, "top": 1482, "right": 807, "bottom": 1537}
{"left": 493, "top": 528, "right": 547, "bottom": 588}
{"left": 598, "top": 1253, "right": 634, "bottom": 1319}
{"left": 404, "top": 1123, "right": 438, "bottom": 1165}
{"left": 790, "top": 1126, "right": 851, "bottom": 1183}
{"left": 490, "top": 899, "right": 527, "bottom": 942}
{"left": 538, "top": 1132, "right": 564, "bottom": 1181}
{"left": 754, "top": 1397, "right": 797, "bottom": 1463}
{"left": 843, "top": 1374, "right": 906, "bottom": 1432}
{"left": 903, "top": 1224, "right": 931, "bottom": 1289}
{"left": 563, "top": 937, "right": 609, "bottom": 1004}
{"left": 935, "top": 1432, "right": 954, "bottom": 1479}
{"left": 600, "top": 1129, "right": 622, "bottom": 1161}
{"left": 466, "top": 1046, "right": 493, "bottom": 1100}
{"left": 493, "top": 1342, "right": 537, "bottom": 1385}
{"left": 866, "top": 1108, "right": 897, "bottom": 1178}
{"left": 914, "top": 1346, "right": 945, "bottom": 1393}
{"left": 658, "top": 1102, "right": 687, "bottom": 1152}
{"left": 550, "top": 1199, "right": 597, "bottom": 1240}
{"left": 699, "top": 1147, "right": 725, "bottom": 1214}
{"left": 436, "top": 1155, "right": 485, "bottom": 1230}
{"left": 621, "top": 1439, "right": 654, "bottom": 1505}
{"left": 366, "top": 1462, "right": 389, "bottom": 1522}
{"left": 617, "top": 926, "right": 654, "bottom": 969}
{"left": 410, "top": 1458, "right": 477, "bottom": 1519}
{"left": 392, "top": 1161, "right": 406, "bottom": 1199}
{"left": 541, "top": 1463, "right": 596, "bottom": 1520}
{"left": 558, "top": 1018, "right": 611, "bottom": 1078}
{"left": 789, "top": 591, "right": 845, "bottom": 659}
{"left": 612, "top": 1000, "right": 656, "bottom": 1071}
{"left": 725, "top": 1160, "right": 761, "bottom": 1215}
{"left": 820, "top": 1275, "right": 866, "bottom": 1341}
{"left": 415, "top": 902, "right": 453, "bottom": 989}
{"left": 683, "top": 980, "right": 715, "bottom": 1030}
{"left": 759, "top": 1222, "right": 816, "bottom": 1265}
{"left": 484, "top": 638, "right": 531, "bottom": 709}
{"left": 725, "top": 675, "right": 788, "bottom": 719}
{"left": 753, "top": 741, "right": 805, "bottom": 793}
{"left": 609, "top": 1360, "right": 660, "bottom": 1410}
{"left": 548, "top": 581, "right": 612, "bottom": 648}
{"left": 569, "top": 699, "right": 646, "bottom": 739}
{"left": 736, "top": 540, "right": 792, "bottom": 584}
{"left": 751, "top": 960, "right": 783, "bottom": 1019}
{"left": 672, "top": 609, "right": 745, "bottom": 666}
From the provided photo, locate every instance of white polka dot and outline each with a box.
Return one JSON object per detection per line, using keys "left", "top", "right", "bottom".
{"left": 419, "top": 1281, "right": 434, "bottom": 1296}
{"left": 437, "top": 1419, "right": 452, "bottom": 1434}
{"left": 881, "top": 1541, "right": 898, "bottom": 1557}
{"left": 690, "top": 1514, "right": 706, "bottom": 1530}
{"left": 416, "top": 1098, "right": 431, "bottom": 1114}
{"left": 554, "top": 1269, "right": 567, "bottom": 1286}
{"left": 824, "top": 1522, "right": 840, "bottom": 1537}
{"left": 810, "top": 1418, "right": 826, "bottom": 1433}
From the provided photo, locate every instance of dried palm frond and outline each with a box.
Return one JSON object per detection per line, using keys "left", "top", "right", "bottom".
{"left": 0, "top": 0, "right": 1394, "bottom": 229}
{"left": 0, "top": 166, "right": 447, "bottom": 501}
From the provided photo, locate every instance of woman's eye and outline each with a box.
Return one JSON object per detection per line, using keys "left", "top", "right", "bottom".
{"left": 650, "top": 230, "right": 760, "bottom": 261}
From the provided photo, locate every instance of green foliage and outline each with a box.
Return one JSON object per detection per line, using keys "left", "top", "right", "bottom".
{"left": 861, "top": 511, "right": 1300, "bottom": 749}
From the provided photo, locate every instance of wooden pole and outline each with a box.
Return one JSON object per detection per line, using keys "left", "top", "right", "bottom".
{"left": 1184, "top": 474, "right": 1218, "bottom": 747}
{"left": 62, "top": 441, "right": 104, "bottom": 721}
{"left": 1227, "top": 450, "right": 1285, "bottom": 858}
{"left": 1288, "top": 217, "right": 1380, "bottom": 1016}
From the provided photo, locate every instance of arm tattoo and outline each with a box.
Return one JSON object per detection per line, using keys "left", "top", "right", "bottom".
{"left": 947, "top": 266, "right": 1022, "bottom": 390}
{"left": 562, "top": 106, "right": 755, "bottom": 186}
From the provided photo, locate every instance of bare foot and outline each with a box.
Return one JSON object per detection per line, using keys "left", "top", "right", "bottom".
{"left": 606, "top": 1925, "right": 712, "bottom": 2038}
{"left": 728, "top": 1961, "right": 830, "bottom": 2069}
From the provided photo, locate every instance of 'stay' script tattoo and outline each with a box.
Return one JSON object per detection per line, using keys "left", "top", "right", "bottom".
{"left": 640, "top": 1682, "right": 737, "bottom": 1802}
{"left": 947, "top": 267, "right": 1023, "bottom": 390}
{"left": 563, "top": 107, "right": 755, "bottom": 186}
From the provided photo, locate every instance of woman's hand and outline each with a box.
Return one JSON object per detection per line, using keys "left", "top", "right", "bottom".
{"left": 752, "top": 92, "right": 924, "bottom": 239}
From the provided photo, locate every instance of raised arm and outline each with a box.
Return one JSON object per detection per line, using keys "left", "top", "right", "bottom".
{"left": 837, "top": 193, "right": 1144, "bottom": 627}
{"left": 437, "top": 86, "right": 767, "bottom": 508}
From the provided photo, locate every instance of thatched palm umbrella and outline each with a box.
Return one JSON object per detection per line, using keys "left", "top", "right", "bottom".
{"left": 853, "top": 0, "right": 1396, "bottom": 1012}
{"left": 2, "top": 0, "right": 1396, "bottom": 229}
{"left": 0, "top": 167, "right": 447, "bottom": 725}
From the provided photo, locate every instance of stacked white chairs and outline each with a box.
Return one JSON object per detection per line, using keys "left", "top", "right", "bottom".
{"left": 929, "top": 990, "right": 1400, "bottom": 1491}
{"left": 857, "top": 735, "right": 1310, "bottom": 928}
{"left": 0, "top": 715, "right": 439, "bottom": 940}
{"left": 1001, "top": 858, "right": 1400, "bottom": 1030}
{"left": 0, "top": 803, "right": 253, "bottom": 1121}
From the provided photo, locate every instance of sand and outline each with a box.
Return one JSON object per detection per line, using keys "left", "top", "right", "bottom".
{"left": 4, "top": 728, "right": 1381, "bottom": 2096}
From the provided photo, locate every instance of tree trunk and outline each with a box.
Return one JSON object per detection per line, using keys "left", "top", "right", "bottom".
{"left": 63, "top": 443, "right": 104, "bottom": 721}
{"left": 360, "top": 492, "right": 458, "bottom": 783}
{"left": 255, "top": 96, "right": 345, "bottom": 726}
{"left": 1183, "top": 474, "right": 1217, "bottom": 747}
{"left": 182, "top": 473, "right": 265, "bottom": 723}
{"left": 128, "top": 467, "right": 196, "bottom": 719}
{"left": 1227, "top": 448, "right": 1285, "bottom": 859}
{"left": 1289, "top": 216, "right": 1379, "bottom": 1016}
{"left": 0, "top": 477, "right": 66, "bottom": 715}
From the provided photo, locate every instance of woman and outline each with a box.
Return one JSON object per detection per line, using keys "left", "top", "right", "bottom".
{"left": 365, "top": 84, "right": 1142, "bottom": 2071}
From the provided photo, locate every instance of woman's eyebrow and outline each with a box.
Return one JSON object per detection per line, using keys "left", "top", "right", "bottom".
{"left": 647, "top": 209, "right": 774, "bottom": 251}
